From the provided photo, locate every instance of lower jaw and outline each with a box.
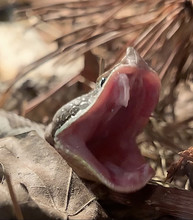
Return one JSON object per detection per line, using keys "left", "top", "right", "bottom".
{"left": 91, "top": 154, "right": 154, "bottom": 192}
{"left": 101, "top": 162, "right": 154, "bottom": 192}
{"left": 57, "top": 124, "right": 154, "bottom": 193}
{"left": 56, "top": 137, "right": 154, "bottom": 193}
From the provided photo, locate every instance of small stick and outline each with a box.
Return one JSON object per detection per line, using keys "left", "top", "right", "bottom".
{"left": 4, "top": 172, "right": 24, "bottom": 220}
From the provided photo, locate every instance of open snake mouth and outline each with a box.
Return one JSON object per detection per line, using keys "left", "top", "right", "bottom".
{"left": 53, "top": 48, "right": 161, "bottom": 192}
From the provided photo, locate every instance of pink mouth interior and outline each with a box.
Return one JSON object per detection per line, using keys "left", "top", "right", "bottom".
{"left": 57, "top": 67, "right": 160, "bottom": 192}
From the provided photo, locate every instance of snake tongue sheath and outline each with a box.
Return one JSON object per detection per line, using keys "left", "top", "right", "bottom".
{"left": 47, "top": 47, "right": 161, "bottom": 193}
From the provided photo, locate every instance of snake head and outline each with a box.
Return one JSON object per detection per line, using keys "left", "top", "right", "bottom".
{"left": 46, "top": 47, "right": 161, "bottom": 193}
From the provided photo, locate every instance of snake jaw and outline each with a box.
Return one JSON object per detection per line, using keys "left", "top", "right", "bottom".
{"left": 48, "top": 48, "right": 161, "bottom": 192}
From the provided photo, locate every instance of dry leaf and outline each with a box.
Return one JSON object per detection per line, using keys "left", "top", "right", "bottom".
{"left": 166, "top": 146, "right": 193, "bottom": 190}
{"left": 0, "top": 131, "right": 107, "bottom": 220}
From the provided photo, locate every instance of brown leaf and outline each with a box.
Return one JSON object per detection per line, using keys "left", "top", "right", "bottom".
{"left": 179, "top": 146, "right": 193, "bottom": 162}
{"left": 166, "top": 157, "right": 184, "bottom": 182}
{"left": 0, "top": 131, "right": 107, "bottom": 220}
{"left": 166, "top": 146, "right": 193, "bottom": 190}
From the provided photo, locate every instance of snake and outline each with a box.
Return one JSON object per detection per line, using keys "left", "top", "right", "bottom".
{"left": 0, "top": 47, "right": 161, "bottom": 193}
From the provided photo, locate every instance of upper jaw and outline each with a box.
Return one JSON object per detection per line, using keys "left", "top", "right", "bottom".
{"left": 114, "top": 47, "right": 152, "bottom": 73}
{"left": 122, "top": 47, "right": 149, "bottom": 68}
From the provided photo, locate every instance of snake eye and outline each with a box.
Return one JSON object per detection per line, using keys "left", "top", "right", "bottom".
{"left": 99, "top": 77, "right": 106, "bottom": 87}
